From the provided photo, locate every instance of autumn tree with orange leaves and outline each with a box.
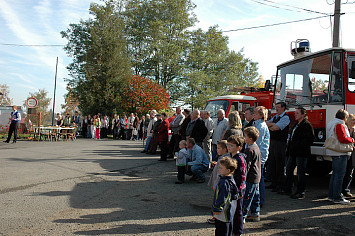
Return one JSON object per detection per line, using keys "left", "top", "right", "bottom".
{"left": 121, "top": 75, "right": 169, "bottom": 115}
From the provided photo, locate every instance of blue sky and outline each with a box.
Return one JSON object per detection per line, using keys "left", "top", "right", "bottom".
{"left": 1, "top": 0, "right": 355, "bottom": 113}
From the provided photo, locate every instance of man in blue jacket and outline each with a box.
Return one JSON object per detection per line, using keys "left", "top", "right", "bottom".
{"left": 186, "top": 138, "right": 209, "bottom": 183}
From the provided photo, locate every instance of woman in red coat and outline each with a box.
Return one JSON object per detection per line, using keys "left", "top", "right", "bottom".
{"left": 158, "top": 113, "right": 170, "bottom": 161}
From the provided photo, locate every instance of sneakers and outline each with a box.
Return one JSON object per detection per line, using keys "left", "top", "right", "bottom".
{"left": 291, "top": 193, "right": 305, "bottom": 199}
{"left": 207, "top": 217, "right": 215, "bottom": 224}
{"left": 333, "top": 199, "right": 350, "bottom": 204}
{"left": 246, "top": 215, "right": 260, "bottom": 222}
{"left": 343, "top": 192, "right": 353, "bottom": 198}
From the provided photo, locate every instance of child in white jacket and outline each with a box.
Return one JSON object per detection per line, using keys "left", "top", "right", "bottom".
{"left": 175, "top": 140, "right": 188, "bottom": 184}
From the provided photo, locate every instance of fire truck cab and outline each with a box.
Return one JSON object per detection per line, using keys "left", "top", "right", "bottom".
{"left": 205, "top": 95, "right": 257, "bottom": 118}
{"left": 273, "top": 41, "right": 355, "bottom": 175}
{"left": 205, "top": 86, "right": 273, "bottom": 119}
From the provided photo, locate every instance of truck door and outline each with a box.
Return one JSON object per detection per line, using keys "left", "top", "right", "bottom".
{"left": 346, "top": 54, "right": 355, "bottom": 114}
{"left": 229, "top": 102, "right": 240, "bottom": 113}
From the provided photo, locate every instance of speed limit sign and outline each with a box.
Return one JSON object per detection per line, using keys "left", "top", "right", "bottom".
{"left": 26, "top": 97, "right": 38, "bottom": 108}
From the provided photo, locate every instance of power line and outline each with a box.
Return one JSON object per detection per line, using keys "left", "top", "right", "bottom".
{"left": 0, "top": 43, "right": 64, "bottom": 47}
{"left": 250, "top": 0, "right": 303, "bottom": 13}
{"left": 260, "top": 0, "right": 330, "bottom": 15}
{"left": 222, "top": 15, "right": 329, "bottom": 33}
{"left": 251, "top": 0, "right": 329, "bottom": 16}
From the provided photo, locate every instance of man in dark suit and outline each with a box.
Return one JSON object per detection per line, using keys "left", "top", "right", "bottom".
{"left": 187, "top": 109, "right": 208, "bottom": 148}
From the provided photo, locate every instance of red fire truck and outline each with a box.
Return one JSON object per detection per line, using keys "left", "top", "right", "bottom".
{"left": 206, "top": 40, "right": 355, "bottom": 175}
{"left": 272, "top": 40, "right": 355, "bottom": 175}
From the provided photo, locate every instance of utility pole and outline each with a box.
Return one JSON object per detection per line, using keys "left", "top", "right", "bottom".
{"left": 332, "top": 0, "right": 341, "bottom": 47}
{"left": 52, "top": 57, "right": 58, "bottom": 125}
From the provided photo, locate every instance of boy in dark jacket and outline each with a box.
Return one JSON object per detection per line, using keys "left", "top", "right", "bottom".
{"left": 227, "top": 135, "right": 247, "bottom": 236}
{"left": 242, "top": 126, "right": 261, "bottom": 222}
{"left": 212, "top": 156, "right": 238, "bottom": 236}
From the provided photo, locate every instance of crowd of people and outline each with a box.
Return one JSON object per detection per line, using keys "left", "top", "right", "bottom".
{"left": 49, "top": 104, "right": 354, "bottom": 236}
{"left": 135, "top": 104, "right": 354, "bottom": 236}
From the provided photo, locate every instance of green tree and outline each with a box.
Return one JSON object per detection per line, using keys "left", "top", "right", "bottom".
{"left": 25, "top": 89, "right": 51, "bottom": 126}
{"left": 181, "top": 26, "right": 259, "bottom": 108}
{"left": 0, "top": 84, "right": 13, "bottom": 106}
{"left": 61, "top": 0, "right": 131, "bottom": 117}
{"left": 124, "top": 0, "right": 197, "bottom": 92}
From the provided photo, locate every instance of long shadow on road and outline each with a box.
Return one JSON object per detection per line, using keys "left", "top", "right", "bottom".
{"left": 36, "top": 142, "right": 215, "bottom": 235}
{"left": 21, "top": 140, "right": 355, "bottom": 235}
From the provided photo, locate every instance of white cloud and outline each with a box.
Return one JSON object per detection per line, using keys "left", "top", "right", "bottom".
{"left": 16, "top": 83, "right": 37, "bottom": 90}
{"left": 8, "top": 73, "right": 34, "bottom": 85}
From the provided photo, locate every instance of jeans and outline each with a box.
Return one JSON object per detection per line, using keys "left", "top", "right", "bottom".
{"left": 87, "top": 126, "right": 92, "bottom": 138}
{"left": 243, "top": 182, "right": 260, "bottom": 218}
{"left": 342, "top": 157, "right": 354, "bottom": 194}
{"left": 259, "top": 164, "right": 265, "bottom": 206}
{"left": 212, "top": 144, "right": 218, "bottom": 162}
{"left": 329, "top": 155, "right": 348, "bottom": 201}
{"left": 144, "top": 136, "right": 152, "bottom": 151}
{"left": 285, "top": 156, "right": 308, "bottom": 194}
{"left": 188, "top": 164, "right": 209, "bottom": 180}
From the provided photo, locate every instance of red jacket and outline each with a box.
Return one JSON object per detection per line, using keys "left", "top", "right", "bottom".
{"left": 336, "top": 124, "right": 354, "bottom": 143}
{"left": 157, "top": 118, "right": 169, "bottom": 143}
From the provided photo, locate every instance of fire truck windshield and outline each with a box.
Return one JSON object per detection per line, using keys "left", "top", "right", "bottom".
{"left": 275, "top": 53, "right": 343, "bottom": 107}
{"left": 205, "top": 100, "right": 229, "bottom": 118}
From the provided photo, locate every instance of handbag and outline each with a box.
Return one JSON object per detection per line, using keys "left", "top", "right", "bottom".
{"left": 325, "top": 127, "right": 354, "bottom": 153}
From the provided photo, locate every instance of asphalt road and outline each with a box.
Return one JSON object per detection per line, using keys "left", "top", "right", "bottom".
{"left": 0, "top": 139, "right": 354, "bottom": 236}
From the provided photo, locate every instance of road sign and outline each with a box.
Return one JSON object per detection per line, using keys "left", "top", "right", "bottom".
{"left": 26, "top": 97, "right": 38, "bottom": 108}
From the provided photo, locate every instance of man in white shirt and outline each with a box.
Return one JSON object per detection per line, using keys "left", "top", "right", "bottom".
{"left": 211, "top": 109, "right": 228, "bottom": 161}
{"left": 4, "top": 105, "right": 21, "bottom": 143}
